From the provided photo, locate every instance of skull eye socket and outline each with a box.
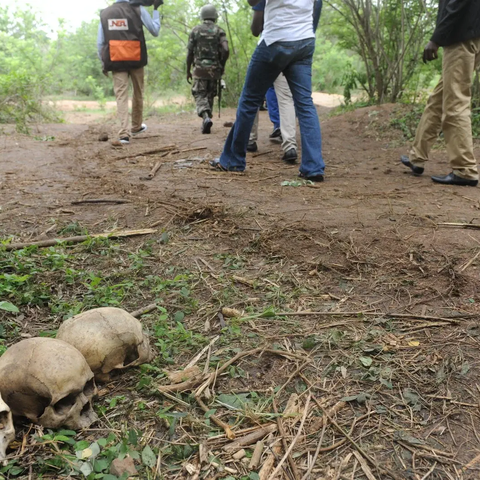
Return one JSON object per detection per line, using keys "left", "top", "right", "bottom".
{"left": 123, "top": 346, "right": 140, "bottom": 366}
{"left": 53, "top": 392, "right": 79, "bottom": 415}
{"left": 83, "top": 379, "right": 95, "bottom": 397}
{"left": 0, "top": 411, "right": 10, "bottom": 430}
{"left": 80, "top": 402, "right": 92, "bottom": 417}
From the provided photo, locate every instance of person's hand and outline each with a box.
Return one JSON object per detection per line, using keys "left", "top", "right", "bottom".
{"left": 153, "top": 0, "right": 163, "bottom": 10}
{"left": 423, "top": 41, "right": 439, "bottom": 63}
{"left": 102, "top": 70, "right": 109, "bottom": 77}
{"left": 187, "top": 71, "right": 192, "bottom": 84}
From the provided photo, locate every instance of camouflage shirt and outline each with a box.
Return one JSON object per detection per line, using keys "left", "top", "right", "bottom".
{"left": 188, "top": 20, "right": 228, "bottom": 80}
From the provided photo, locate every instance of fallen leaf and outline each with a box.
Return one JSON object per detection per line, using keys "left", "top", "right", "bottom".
{"left": 110, "top": 456, "right": 138, "bottom": 477}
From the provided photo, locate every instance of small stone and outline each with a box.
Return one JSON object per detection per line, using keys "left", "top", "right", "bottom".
{"left": 110, "top": 456, "right": 137, "bottom": 477}
{"left": 98, "top": 133, "right": 109, "bottom": 142}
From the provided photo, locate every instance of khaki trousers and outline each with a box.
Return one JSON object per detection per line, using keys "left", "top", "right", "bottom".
{"left": 249, "top": 74, "right": 297, "bottom": 152}
{"left": 410, "top": 38, "right": 480, "bottom": 180}
{"left": 112, "top": 68, "right": 144, "bottom": 139}
{"left": 274, "top": 73, "right": 297, "bottom": 152}
{"left": 250, "top": 111, "right": 260, "bottom": 143}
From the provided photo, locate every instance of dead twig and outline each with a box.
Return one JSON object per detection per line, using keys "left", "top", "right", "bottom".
{"left": 195, "top": 395, "right": 235, "bottom": 440}
{"left": 459, "top": 249, "right": 480, "bottom": 272}
{"left": 274, "top": 311, "right": 464, "bottom": 324}
{"left": 461, "top": 451, "right": 480, "bottom": 473}
{"left": 113, "top": 144, "right": 177, "bottom": 160}
{"left": 186, "top": 336, "right": 220, "bottom": 369}
{"left": 140, "top": 161, "right": 162, "bottom": 181}
{"left": 222, "top": 425, "right": 277, "bottom": 451}
{"left": 3, "top": 229, "right": 157, "bottom": 252}
{"left": 158, "top": 375, "right": 208, "bottom": 393}
{"left": 180, "top": 146, "right": 208, "bottom": 153}
{"left": 71, "top": 199, "right": 130, "bottom": 205}
{"left": 352, "top": 450, "right": 378, "bottom": 480}
{"left": 130, "top": 303, "right": 158, "bottom": 318}
{"left": 437, "top": 222, "right": 480, "bottom": 229}
{"left": 311, "top": 395, "right": 400, "bottom": 480}
{"left": 273, "top": 399, "right": 301, "bottom": 480}
{"left": 249, "top": 441, "right": 264, "bottom": 469}
{"left": 266, "top": 394, "right": 311, "bottom": 480}
{"left": 195, "top": 348, "right": 263, "bottom": 397}
{"left": 252, "top": 150, "right": 274, "bottom": 158}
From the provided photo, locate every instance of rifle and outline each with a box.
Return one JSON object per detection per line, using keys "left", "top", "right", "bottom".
{"left": 218, "top": 79, "right": 226, "bottom": 118}
{"left": 218, "top": 79, "right": 222, "bottom": 118}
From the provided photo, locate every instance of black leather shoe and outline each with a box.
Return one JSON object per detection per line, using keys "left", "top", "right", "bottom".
{"left": 431, "top": 172, "right": 478, "bottom": 186}
{"left": 202, "top": 117, "right": 213, "bottom": 134}
{"left": 269, "top": 127, "right": 281, "bottom": 139}
{"left": 282, "top": 148, "right": 298, "bottom": 164}
{"left": 299, "top": 172, "right": 324, "bottom": 183}
{"left": 401, "top": 155, "right": 424, "bottom": 175}
{"left": 247, "top": 141, "right": 258, "bottom": 152}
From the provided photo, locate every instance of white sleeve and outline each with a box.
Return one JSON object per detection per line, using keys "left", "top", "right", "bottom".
{"left": 141, "top": 7, "right": 161, "bottom": 37}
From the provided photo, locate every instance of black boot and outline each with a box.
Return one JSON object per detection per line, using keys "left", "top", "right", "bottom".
{"left": 202, "top": 112, "right": 213, "bottom": 134}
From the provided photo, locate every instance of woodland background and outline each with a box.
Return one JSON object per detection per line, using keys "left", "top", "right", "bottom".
{"left": 1, "top": 0, "right": 479, "bottom": 132}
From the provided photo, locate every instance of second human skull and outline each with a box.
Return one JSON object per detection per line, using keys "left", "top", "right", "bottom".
{"left": 0, "top": 393, "right": 15, "bottom": 461}
{"left": 0, "top": 338, "right": 98, "bottom": 430}
{"left": 57, "top": 307, "right": 151, "bottom": 381}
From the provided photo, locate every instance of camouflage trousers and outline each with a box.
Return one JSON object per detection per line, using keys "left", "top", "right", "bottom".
{"left": 192, "top": 78, "right": 218, "bottom": 118}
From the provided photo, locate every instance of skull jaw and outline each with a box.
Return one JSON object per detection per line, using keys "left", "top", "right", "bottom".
{"left": 0, "top": 427, "right": 15, "bottom": 462}
{"left": 0, "top": 406, "right": 14, "bottom": 462}
{"left": 39, "top": 401, "right": 98, "bottom": 430}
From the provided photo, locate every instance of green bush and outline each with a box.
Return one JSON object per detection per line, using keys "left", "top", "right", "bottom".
{"left": 0, "top": 72, "right": 60, "bottom": 133}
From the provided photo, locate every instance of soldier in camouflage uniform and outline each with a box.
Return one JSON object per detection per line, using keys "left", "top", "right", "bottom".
{"left": 186, "top": 4, "right": 229, "bottom": 134}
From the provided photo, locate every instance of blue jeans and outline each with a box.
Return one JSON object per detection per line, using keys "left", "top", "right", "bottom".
{"left": 266, "top": 87, "right": 280, "bottom": 129}
{"left": 219, "top": 38, "right": 324, "bottom": 176}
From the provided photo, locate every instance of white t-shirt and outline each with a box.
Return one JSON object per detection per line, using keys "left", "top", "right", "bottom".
{"left": 262, "top": 0, "right": 315, "bottom": 46}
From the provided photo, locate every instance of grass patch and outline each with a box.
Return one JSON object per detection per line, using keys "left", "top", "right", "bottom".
{"left": 2, "top": 216, "right": 480, "bottom": 479}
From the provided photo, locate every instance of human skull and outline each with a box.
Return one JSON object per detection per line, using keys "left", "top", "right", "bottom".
{"left": 0, "top": 338, "right": 98, "bottom": 430}
{"left": 0, "top": 393, "right": 14, "bottom": 461}
{"left": 57, "top": 307, "right": 151, "bottom": 381}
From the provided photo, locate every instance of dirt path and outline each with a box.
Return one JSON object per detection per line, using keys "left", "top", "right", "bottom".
{"left": 3, "top": 105, "right": 479, "bottom": 245}
{"left": 3, "top": 104, "right": 480, "bottom": 312}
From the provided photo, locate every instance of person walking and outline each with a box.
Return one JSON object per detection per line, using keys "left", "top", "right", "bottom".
{"left": 211, "top": 0, "right": 324, "bottom": 181}
{"left": 401, "top": 0, "right": 480, "bottom": 186}
{"left": 97, "top": 0, "right": 163, "bottom": 145}
{"left": 247, "top": 0, "right": 298, "bottom": 162}
{"left": 186, "top": 5, "right": 230, "bottom": 134}
{"left": 247, "top": 87, "right": 283, "bottom": 153}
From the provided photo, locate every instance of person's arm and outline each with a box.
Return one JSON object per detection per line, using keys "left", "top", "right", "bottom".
{"left": 97, "top": 22, "right": 105, "bottom": 61}
{"left": 186, "top": 51, "right": 194, "bottom": 82}
{"left": 313, "top": 0, "right": 322, "bottom": 32}
{"left": 430, "top": 0, "right": 471, "bottom": 46}
{"left": 186, "top": 31, "right": 195, "bottom": 83}
{"left": 250, "top": 9, "right": 264, "bottom": 37}
{"left": 219, "top": 32, "right": 229, "bottom": 67}
{"left": 140, "top": 5, "right": 161, "bottom": 37}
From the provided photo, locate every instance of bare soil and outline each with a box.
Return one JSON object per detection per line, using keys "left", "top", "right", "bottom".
{"left": 2, "top": 103, "right": 480, "bottom": 479}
